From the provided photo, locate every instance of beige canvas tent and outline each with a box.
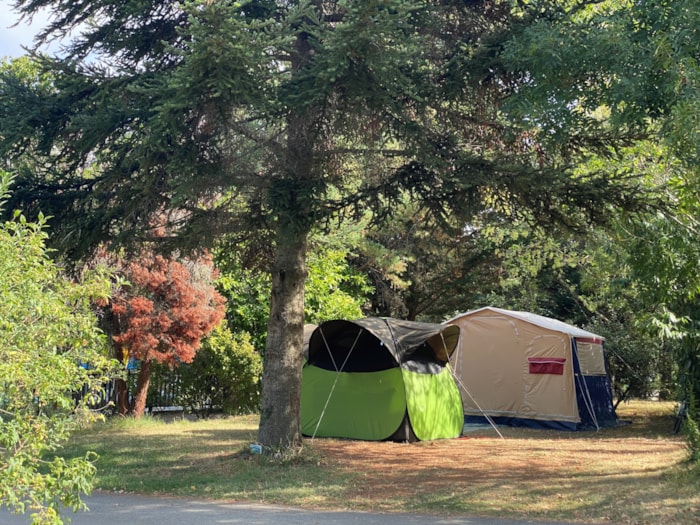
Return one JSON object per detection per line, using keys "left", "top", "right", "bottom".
{"left": 446, "top": 307, "right": 617, "bottom": 430}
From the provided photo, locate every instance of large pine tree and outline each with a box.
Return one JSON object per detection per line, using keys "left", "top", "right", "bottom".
{"left": 0, "top": 1, "right": 654, "bottom": 449}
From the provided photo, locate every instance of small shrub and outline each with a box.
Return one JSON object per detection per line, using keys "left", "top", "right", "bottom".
{"left": 177, "top": 324, "right": 262, "bottom": 417}
{"left": 684, "top": 393, "right": 700, "bottom": 463}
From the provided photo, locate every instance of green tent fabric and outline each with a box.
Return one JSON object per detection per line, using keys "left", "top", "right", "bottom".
{"left": 403, "top": 367, "right": 464, "bottom": 441}
{"left": 301, "top": 318, "right": 462, "bottom": 441}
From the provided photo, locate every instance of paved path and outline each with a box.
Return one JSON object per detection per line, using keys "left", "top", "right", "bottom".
{"left": 0, "top": 492, "right": 581, "bottom": 525}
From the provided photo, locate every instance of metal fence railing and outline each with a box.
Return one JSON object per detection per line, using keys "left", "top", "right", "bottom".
{"left": 75, "top": 365, "right": 186, "bottom": 414}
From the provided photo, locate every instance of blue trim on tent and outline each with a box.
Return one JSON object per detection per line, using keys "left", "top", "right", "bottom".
{"left": 571, "top": 341, "right": 618, "bottom": 430}
{"left": 464, "top": 415, "right": 578, "bottom": 431}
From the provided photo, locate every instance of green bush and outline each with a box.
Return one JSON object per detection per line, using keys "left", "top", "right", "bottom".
{"left": 684, "top": 393, "right": 700, "bottom": 464}
{"left": 177, "top": 324, "right": 262, "bottom": 417}
{"left": 685, "top": 415, "right": 700, "bottom": 464}
{"left": 0, "top": 171, "right": 118, "bottom": 524}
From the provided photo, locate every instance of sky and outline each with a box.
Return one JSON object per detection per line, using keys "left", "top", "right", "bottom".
{"left": 0, "top": 1, "right": 56, "bottom": 59}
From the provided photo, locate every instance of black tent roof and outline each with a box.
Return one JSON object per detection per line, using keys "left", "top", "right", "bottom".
{"left": 307, "top": 317, "right": 460, "bottom": 373}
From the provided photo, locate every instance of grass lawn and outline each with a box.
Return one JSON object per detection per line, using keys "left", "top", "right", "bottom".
{"left": 62, "top": 400, "right": 699, "bottom": 524}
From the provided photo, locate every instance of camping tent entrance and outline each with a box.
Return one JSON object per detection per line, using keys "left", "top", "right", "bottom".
{"left": 572, "top": 344, "right": 618, "bottom": 429}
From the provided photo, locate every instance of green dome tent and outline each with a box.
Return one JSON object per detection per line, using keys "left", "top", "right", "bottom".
{"left": 301, "top": 318, "right": 463, "bottom": 442}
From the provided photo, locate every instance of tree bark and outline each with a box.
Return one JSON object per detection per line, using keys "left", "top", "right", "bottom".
{"left": 131, "top": 359, "right": 152, "bottom": 418}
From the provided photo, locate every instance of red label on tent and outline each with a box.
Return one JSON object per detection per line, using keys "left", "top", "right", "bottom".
{"left": 528, "top": 357, "right": 566, "bottom": 375}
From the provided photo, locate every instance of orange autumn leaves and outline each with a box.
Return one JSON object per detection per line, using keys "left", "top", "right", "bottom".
{"left": 110, "top": 252, "right": 226, "bottom": 368}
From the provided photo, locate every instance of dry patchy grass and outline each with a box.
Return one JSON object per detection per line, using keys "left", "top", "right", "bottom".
{"left": 308, "top": 401, "right": 699, "bottom": 524}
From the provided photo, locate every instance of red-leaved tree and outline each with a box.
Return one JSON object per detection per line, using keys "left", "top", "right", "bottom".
{"left": 110, "top": 251, "right": 226, "bottom": 417}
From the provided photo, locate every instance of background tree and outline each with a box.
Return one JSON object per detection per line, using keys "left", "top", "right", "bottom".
{"left": 303, "top": 233, "right": 372, "bottom": 323}
{"left": 107, "top": 249, "right": 226, "bottom": 418}
{"left": 0, "top": 172, "right": 117, "bottom": 525}
{"left": 0, "top": 1, "right": 657, "bottom": 450}
{"left": 499, "top": 0, "right": 700, "bottom": 433}
{"left": 177, "top": 322, "right": 263, "bottom": 417}
{"left": 626, "top": 210, "right": 700, "bottom": 408}
{"left": 216, "top": 230, "right": 371, "bottom": 352}
{"left": 354, "top": 202, "right": 502, "bottom": 321}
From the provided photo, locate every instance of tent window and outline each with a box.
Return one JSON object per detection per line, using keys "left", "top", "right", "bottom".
{"left": 575, "top": 339, "right": 606, "bottom": 375}
{"left": 528, "top": 357, "right": 566, "bottom": 375}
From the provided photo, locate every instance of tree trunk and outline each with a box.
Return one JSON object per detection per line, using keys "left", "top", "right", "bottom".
{"left": 257, "top": 221, "right": 309, "bottom": 450}
{"left": 257, "top": 25, "right": 317, "bottom": 451}
{"left": 114, "top": 378, "right": 130, "bottom": 415}
{"left": 131, "top": 359, "right": 152, "bottom": 418}
{"left": 103, "top": 312, "right": 131, "bottom": 415}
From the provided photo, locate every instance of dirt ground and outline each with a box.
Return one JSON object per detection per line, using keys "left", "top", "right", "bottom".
{"left": 306, "top": 402, "right": 697, "bottom": 523}
{"left": 313, "top": 402, "right": 682, "bottom": 482}
{"left": 316, "top": 429, "right": 683, "bottom": 492}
